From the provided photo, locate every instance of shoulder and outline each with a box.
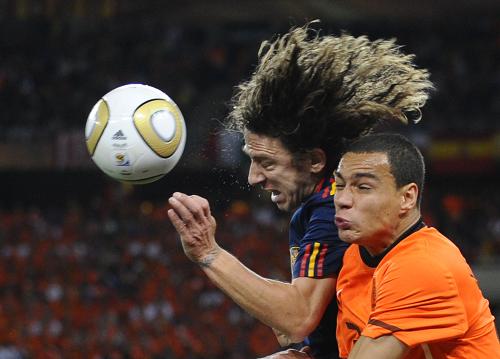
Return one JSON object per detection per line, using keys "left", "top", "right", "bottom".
{"left": 379, "top": 226, "right": 462, "bottom": 280}
{"left": 299, "top": 177, "right": 336, "bottom": 212}
{"left": 292, "top": 178, "right": 335, "bottom": 217}
{"left": 301, "top": 191, "right": 335, "bottom": 216}
{"left": 291, "top": 189, "right": 336, "bottom": 231}
{"left": 377, "top": 254, "right": 456, "bottom": 295}
{"left": 374, "top": 230, "right": 464, "bottom": 303}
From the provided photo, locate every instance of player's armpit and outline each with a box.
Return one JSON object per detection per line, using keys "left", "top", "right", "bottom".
{"left": 348, "top": 335, "right": 409, "bottom": 359}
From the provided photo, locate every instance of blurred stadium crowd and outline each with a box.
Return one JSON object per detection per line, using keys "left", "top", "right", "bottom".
{"left": 0, "top": 190, "right": 290, "bottom": 358}
{"left": 0, "top": 4, "right": 499, "bottom": 359}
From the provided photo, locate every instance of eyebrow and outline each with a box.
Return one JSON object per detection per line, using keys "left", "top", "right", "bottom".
{"left": 334, "top": 171, "right": 379, "bottom": 181}
{"left": 333, "top": 171, "right": 343, "bottom": 180}
{"left": 241, "top": 145, "right": 274, "bottom": 161}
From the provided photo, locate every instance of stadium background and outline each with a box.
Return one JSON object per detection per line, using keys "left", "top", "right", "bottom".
{"left": 0, "top": 0, "right": 499, "bottom": 358}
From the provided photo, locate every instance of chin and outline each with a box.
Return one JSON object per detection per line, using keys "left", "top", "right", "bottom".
{"left": 339, "top": 237, "right": 355, "bottom": 244}
{"left": 276, "top": 203, "right": 289, "bottom": 212}
{"left": 338, "top": 231, "right": 358, "bottom": 244}
{"left": 276, "top": 202, "right": 295, "bottom": 213}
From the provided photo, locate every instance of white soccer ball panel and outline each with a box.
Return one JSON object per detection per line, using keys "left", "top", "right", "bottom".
{"left": 151, "top": 110, "right": 176, "bottom": 141}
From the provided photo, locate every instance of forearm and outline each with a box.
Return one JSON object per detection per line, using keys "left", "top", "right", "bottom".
{"left": 201, "top": 249, "right": 313, "bottom": 341}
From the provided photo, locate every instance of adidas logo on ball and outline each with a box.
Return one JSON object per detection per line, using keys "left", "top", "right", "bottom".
{"left": 112, "top": 130, "right": 127, "bottom": 140}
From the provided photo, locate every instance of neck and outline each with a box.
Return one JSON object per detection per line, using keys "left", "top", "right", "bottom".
{"left": 365, "top": 210, "right": 421, "bottom": 256}
{"left": 394, "top": 210, "right": 421, "bottom": 240}
{"left": 303, "top": 174, "right": 328, "bottom": 199}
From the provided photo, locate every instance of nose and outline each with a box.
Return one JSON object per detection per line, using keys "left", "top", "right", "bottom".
{"left": 334, "top": 187, "right": 353, "bottom": 210}
{"left": 248, "top": 162, "right": 265, "bottom": 186}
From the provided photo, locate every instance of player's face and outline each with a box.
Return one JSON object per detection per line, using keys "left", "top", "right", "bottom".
{"left": 333, "top": 152, "right": 404, "bottom": 255}
{"left": 243, "top": 131, "right": 317, "bottom": 212}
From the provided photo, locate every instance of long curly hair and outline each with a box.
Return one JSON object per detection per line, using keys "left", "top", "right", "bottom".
{"left": 227, "top": 23, "right": 434, "bottom": 170}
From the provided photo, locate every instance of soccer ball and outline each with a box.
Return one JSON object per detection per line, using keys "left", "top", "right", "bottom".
{"left": 85, "top": 84, "right": 187, "bottom": 184}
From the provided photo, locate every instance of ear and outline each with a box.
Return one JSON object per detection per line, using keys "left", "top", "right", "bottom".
{"left": 309, "top": 148, "right": 327, "bottom": 174}
{"left": 400, "top": 183, "right": 419, "bottom": 214}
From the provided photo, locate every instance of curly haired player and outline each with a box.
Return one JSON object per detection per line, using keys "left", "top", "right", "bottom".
{"left": 167, "top": 22, "right": 433, "bottom": 358}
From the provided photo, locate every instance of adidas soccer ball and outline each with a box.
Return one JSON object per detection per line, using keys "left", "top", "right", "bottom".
{"left": 85, "top": 84, "right": 186, "bottom": 184}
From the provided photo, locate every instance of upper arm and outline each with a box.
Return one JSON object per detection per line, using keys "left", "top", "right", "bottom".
{"left": 291, "top": 202, "right": 348, "bottom": 279}
{"left": 291, "top": 276, "right": 337, "bottom": 334}
{"left": 348, "top": 335, "right": 409, "bottom": 359}
{"left": 286, "top": 194, "right": 344, "bottom": 339}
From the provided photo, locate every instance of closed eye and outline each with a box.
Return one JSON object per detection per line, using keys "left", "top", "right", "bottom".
{"left": 261, "top": 160, "right": 275, "bottom": 169}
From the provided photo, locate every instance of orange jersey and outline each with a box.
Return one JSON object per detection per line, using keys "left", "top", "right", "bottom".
{"left": 337, "top": 223, "right": 500, "bottom": 358}
{"left": 336, "top": 244, "right": 374, "bottom": 358}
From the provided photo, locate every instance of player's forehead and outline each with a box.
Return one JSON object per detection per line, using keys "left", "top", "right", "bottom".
{"left": 242, "top": 131, "right": 288, "bottom": 157}
{"left": 335, "top": 152, "right": 391, "bottom": 180}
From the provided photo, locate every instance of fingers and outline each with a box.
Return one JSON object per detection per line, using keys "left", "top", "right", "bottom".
{"left": 167, "top": 208, "right": 186, "bottom": 234}
{"left": 168, "top": 192, "right": 209, "bottom": 223}
{"left": 190, "top": 195, "right": 211, "bottom": 217}
{"left": 168, "top": 193, "right": 194, "bottom": 223}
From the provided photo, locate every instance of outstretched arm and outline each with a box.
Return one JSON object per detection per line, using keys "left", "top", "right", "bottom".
{"left": 202, "top": 249, "right": 336, "bottom": 342}
{"left": 167, "top": 192, "right": 336, "bottom": 342}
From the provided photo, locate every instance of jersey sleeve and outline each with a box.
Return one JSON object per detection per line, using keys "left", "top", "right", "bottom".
{"left": 291, "top": 200, "right": 349, "bottom": 279}
{"left": 362, "top": 256, "right": 468, "bottom": 347}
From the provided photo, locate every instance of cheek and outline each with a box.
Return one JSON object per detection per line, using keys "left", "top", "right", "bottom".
{"left": 281, "top": 171, "right": 303, "bottom": 189}
{"left": 361, "top": 198, "right": 395, "bottom": 225}
{"left": 371, "top": 199, "right": 401, "bottom": 228}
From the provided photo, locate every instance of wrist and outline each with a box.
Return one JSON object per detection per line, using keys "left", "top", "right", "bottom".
{"left": 198, "top": 246, "right": 222, "bottom": 268}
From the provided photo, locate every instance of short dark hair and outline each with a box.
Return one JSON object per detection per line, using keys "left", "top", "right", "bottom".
{"left": 344, "top": 133, "right": 426, "bottom": 207}
{"left": 227, "top": 23, "right": 433, "bottom": 173}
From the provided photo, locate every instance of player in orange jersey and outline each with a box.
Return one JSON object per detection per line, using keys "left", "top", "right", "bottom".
{"left": 333, "top": 133, "right": 500, "bottom": 359}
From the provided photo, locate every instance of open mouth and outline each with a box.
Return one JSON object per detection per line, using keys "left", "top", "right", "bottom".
{"left": 271, "top": 191, "right": 281, "bottom": 203}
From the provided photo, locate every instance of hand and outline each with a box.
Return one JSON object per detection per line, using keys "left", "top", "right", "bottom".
{"left": 258, "top": 347, "right": 313, "bottom": 359}
{"left": 167, "top": 192, "right": 220, "bottom": 266}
